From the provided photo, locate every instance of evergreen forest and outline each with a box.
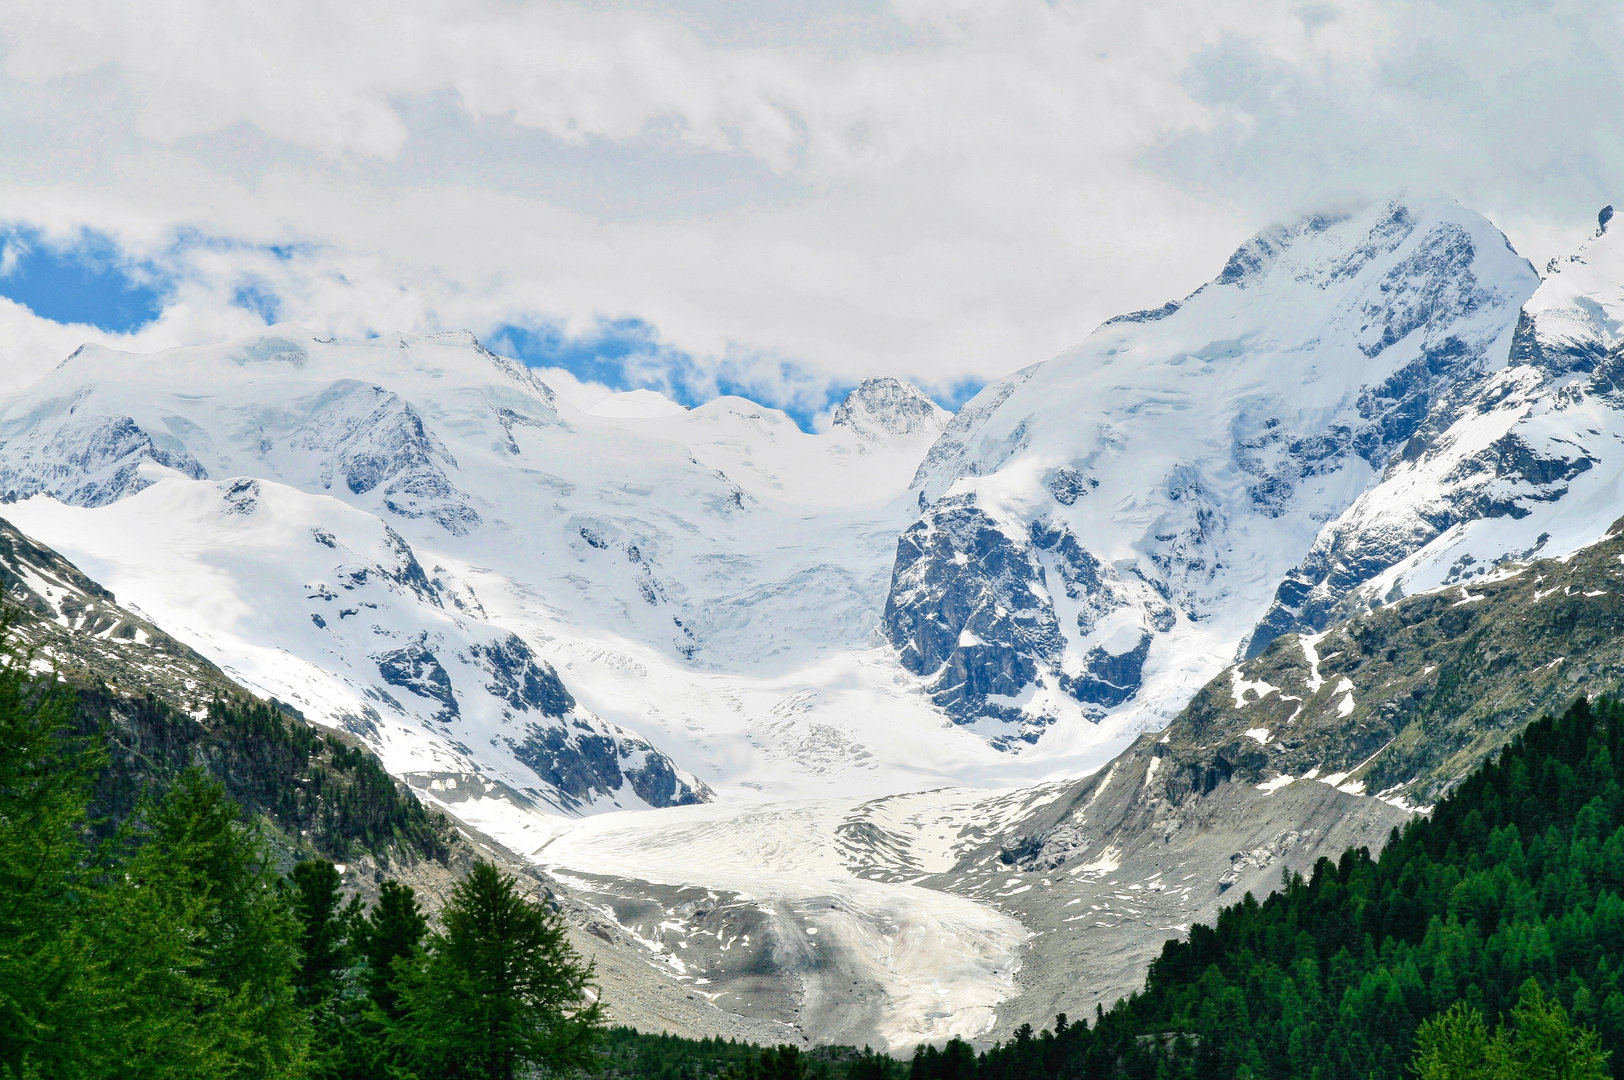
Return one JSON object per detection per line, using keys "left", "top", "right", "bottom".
{"left": 0, "top": 621, "right": 598, "bottom": 1080}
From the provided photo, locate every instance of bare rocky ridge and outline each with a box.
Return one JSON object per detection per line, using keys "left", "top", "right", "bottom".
{"left": 1179, "top": 518, "right": 1624, "bottom": 809}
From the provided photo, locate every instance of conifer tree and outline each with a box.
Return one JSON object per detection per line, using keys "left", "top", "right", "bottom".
{"left": 1414, "top": 981, "right": 1611, "bottom": 1080}
{"left": 0, "top": 616, "right": 105, "bottom": 1077}
{"left": 394, "top": 861, "right": 601, "bottom": 1080}
{"left": 293, "top": 859, "right": 353, "bottom": 1009}
{"left": 363, "top": 878, "right": 427, "bottom": 1020}
{"left": 128, "top": 769, "right": 309, "bottom": 1079}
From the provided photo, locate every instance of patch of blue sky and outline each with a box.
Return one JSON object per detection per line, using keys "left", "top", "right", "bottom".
{"left": 231, "top": 281, "right": 281, "bottom": 324}
{"left": 928, "top": 376, "right": 985, "bottom": 412}
{"left": 490, "top": 319, "right": 830, "bottom": 430}
{"left": 0, "top": 226, "right": 167, "bottom": 332}
{"left": 489, "top": 319, "right": 669, "bottom": 391}
{"left": 490, "top": 318, "right": 977, "bottom": 429}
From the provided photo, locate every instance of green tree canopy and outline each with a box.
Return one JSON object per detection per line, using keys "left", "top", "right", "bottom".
{"left": 395, "top": 861, "right": 602, "bottom": 1080}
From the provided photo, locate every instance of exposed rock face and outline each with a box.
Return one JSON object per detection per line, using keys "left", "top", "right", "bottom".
{"left": 318, "top": 384, "right": 483, "bottom": 536}
{"left": 1246, "top": 207, "right": 1624, "bottom": 655}
{"left": 885, "top": 197, "right": 1537, "bottom": 745}
{"left": 831, "top": 378, "right": 950, "bottom": 441}
{"left": 470, "top": 633, "right": 577, "bottom": 716}
{"left": 884, "top": 496, "right": 1067, "bottom": 745}
{"left": 376, "top": 635, "right": 460, "bottom": 722}
{"left": 509, "top": 723, "right": 707, "bottom": 810}
{"left": 0, "top": 410, "right": 210, "bottom": 506}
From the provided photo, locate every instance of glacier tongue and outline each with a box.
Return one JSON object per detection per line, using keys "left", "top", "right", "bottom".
{"left": 884, "top": 195, "right": 1539, "bottom": 762}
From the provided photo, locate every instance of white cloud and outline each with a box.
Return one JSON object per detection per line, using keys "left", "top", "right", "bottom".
{"left": 0, "top": 0, "right": 1616, "bottom": 406}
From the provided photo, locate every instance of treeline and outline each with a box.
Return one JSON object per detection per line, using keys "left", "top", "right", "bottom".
{"left": 75, "top": 680, "right": 450, "bottom": 862}
{"left": 597, "top": 1029, "right": 903, "bottom": 1080}
{"left": 1, "top": 629, "right": 598, "bottom": 1079}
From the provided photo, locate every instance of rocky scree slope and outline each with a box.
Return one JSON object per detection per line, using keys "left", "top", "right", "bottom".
{"left": 1170, "top": 514, "right": 1624, "bottom": 811}
{"left": 885, "top": 196, "right": 1538, "bottom": 760}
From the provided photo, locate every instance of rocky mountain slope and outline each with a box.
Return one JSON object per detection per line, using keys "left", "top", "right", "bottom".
{"left": 963, "top": 507, "right": 1624, "bottom": 1035}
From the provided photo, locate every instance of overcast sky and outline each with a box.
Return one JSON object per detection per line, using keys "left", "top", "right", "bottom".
{"left": 0, "top": 0, "right": 1618, "bottom": 420}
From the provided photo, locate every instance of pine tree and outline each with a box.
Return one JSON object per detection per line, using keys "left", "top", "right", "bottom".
{"left": 394, "top": 861, "right": 601, "bottom": 1080}
{"left": 126, "top": 769, "right": 309, "bottom": 1079}
{"left": 0, "top": 606, "right": 312, "bottom": 1080}
{"left": 293, "top": 860, "right": 352, "bottom": 1009}
{"left": 1495, "top": 980, "right": 1610, "bottom": 1080}
{"left": 363, "top": 878, "right": 427, "bottom": 1020}
{"left": 0, "top": 615, "right": 106, "bottom": 1078}
{"left": 1413, "top": 1002, "right": 1495, "bottom": 1080}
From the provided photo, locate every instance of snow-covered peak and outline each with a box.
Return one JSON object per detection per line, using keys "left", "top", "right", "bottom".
{"left": 1250, "top": 201, "right": 1624, "bottom": 646}
{"left": 0, "top": 322, "right": 1006, "bottom": 821}
{"left": 885, "top": 194, "right": 1538, "bottom": 761}
{"left": 830, "top": 378, "right": 950, "bottom": 442}
{"left": 916, "top": 194, "right": 1535, "bottom": 503}
{"left": 1522, "top": 204, "right": 1624, "bottom": 363}
{"left": 55, "top": 325, "right": 559, "bottom": 408}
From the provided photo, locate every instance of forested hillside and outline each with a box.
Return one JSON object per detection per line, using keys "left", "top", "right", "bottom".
{"left": 0, "top": 513, "right": 453, "bottom": 867}
{"left": 0, "top": 618, "right": 600, "bottom": 1079}
{"left": 958, "top": 694, "right": 1624, "bottom": 1078}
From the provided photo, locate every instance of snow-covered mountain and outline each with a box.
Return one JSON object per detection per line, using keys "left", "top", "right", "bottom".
{"left": 0, "top": 338, "right": 977, "bottom": 819}
{"left": 9, "top": 193, "right": 1624, "bottom": 1048}
{"left": 884, "top": 196, "right": 1538, "bottom": 761}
